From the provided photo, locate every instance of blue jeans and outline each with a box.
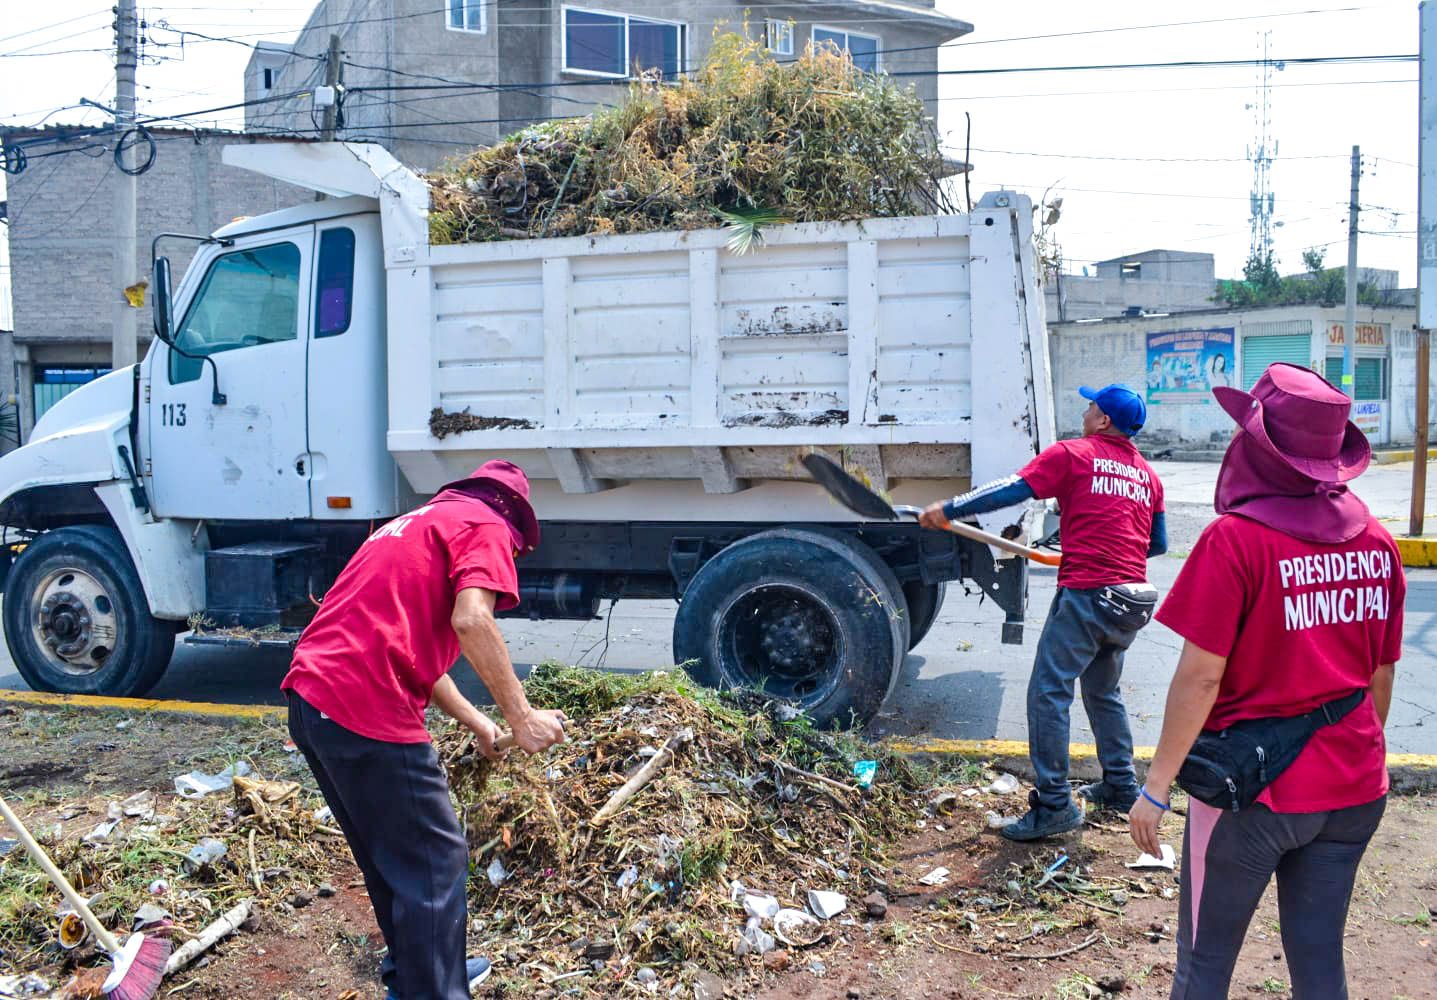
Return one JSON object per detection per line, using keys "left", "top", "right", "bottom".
{"left": 1027, "top": 587, "right": 1142, "bottom": 810}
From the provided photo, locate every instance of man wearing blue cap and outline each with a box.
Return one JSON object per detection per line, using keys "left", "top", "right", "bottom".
{"left": 922, "top": 384, "right": 1167, "bottom": 840}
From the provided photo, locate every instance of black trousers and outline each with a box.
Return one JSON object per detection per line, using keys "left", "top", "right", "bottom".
{"left": 287, "top": 692, "right": 470, "bottom": 1000}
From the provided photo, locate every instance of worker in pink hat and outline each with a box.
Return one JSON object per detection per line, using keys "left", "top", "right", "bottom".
{"left": 282, "top": 460, "right": 568, "bottom": 1000}
{"left": 1129, "top": 364, "right": 1406, "bottom": 998}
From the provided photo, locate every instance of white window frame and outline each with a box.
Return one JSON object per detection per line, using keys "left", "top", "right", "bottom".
{"left": 766, "top": 19, "right": 794, "bottom": 56}
{"left": 446, "top": 0, "right": 486, "bottom": 35}
{"left": 811, "top": 24, "right": 881, "bottom": 72}
{"left": 561, "top": 4, "right": 686, "bottom": 80}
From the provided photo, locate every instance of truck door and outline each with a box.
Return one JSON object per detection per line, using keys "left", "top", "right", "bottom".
{"left": 145, "top": 226, "right": 314, "bottom": 519}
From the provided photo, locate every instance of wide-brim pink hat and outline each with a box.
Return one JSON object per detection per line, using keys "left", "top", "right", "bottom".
{"left": 437, "top": 460, "right": 541, "bottom": 553}
{"left": 1212, "top": 362, "right": 1370, "bottom": 483}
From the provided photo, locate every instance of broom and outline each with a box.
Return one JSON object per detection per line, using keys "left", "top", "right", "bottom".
{"left": 0, "top": 792, "right": 170, "bottom": 999}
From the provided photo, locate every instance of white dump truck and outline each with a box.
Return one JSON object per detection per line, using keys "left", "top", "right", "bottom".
{"left": 0, "top": 142, "right": 1053, "bottom": 727}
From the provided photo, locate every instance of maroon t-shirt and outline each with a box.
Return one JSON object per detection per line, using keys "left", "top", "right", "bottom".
{"left": 1156, "top": 514, "right": 1405, "bottom": 812}
{"left": 281, "top": 496, "right": 520, "bottom": 744}
{"left": 1018, "top": 435, "right": 1164, "bottom": 589}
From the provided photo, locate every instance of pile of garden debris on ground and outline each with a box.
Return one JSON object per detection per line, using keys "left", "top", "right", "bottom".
{"left": 440, "top": 664, "right": 933, "bottom": 995}
{"left": 426, "top": 34, "right": 955, "bottom": 245}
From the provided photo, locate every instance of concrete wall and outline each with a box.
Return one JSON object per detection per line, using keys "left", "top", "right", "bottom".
{"left": 1050, "top": 305, "right": 1430, "bottom": 449}
{"left": 1046, "top": 250, "right": 1217, "bottom": 323}
{"left": 245, "top": 0, "right": 966, "bottom": 172}
{"left": 0, "top": 129, "right": 313, "bottom": 439}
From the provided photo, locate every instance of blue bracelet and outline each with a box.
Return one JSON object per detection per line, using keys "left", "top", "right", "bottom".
{"left": 1140, "top": 786, "right": 1171, "bottom": 812}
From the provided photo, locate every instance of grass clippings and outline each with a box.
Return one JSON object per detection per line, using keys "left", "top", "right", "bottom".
{"left": 426, "top": 33, "right": 954, "bottom": 246}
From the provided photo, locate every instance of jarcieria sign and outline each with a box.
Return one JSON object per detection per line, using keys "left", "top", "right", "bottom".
{"left": 1327, "top": 322, "right": 1389, "bottom": 347}
{"left": 1327, "top": 326, "right": 1385, "bottom": 349}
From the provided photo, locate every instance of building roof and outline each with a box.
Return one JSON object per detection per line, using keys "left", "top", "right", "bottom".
{"left": 805, "top": 0, "right": 974, "bottom": 36}
{"left": 1094, "top": 249, "right": 1215, "bottom": 265}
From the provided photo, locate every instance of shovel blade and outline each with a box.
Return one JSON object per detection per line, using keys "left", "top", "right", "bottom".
{"left": 799, "top": 453, "right": 898, "bottom": 520}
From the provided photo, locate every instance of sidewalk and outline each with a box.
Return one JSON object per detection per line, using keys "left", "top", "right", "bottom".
{"left": 1153, "top": 457, "right": 1437, "bottom": 567}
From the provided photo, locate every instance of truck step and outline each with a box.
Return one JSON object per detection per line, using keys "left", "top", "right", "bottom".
{"left": 184, "top": 626, "right": 303, "bottom": 650}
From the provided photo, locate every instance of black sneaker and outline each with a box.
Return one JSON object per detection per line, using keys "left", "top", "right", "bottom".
{"left": 1076, "top": 780, "right": 1139, "bottom": 813}
{"left": 999, "top": 791, "right": 1084, "bottom": 842}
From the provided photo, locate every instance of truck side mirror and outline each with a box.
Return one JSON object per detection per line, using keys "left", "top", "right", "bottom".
{"left": 153, "top": 256, "right": 173, "bottom": 343}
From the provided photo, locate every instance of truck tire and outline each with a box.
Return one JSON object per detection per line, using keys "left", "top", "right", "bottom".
{"left": 903, "top": 581, "right": 947, "bottom": 650}
{"left": 3, "top": 525, "right": 177, "bottom": 697}
{"left": 673, "top": 528, "right": 906, "bottom": 729}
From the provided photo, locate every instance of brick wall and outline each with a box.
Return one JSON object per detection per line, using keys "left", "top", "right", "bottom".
{"left": 1, "top": 130, "right": 314, "bottom": 436}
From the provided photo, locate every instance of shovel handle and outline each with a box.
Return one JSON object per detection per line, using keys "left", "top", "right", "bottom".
{"left": 892, "top": 505, "right": 1061, "bottom": 568}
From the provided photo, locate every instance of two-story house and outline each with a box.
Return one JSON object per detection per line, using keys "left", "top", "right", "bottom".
{"left": 245, "top": 0, "right": 973, "bottom": 170}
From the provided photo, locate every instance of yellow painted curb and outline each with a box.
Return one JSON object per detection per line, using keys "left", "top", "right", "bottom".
{"left": 0, "top": 688, "right": 285, "bottom": 721}
{"left": 1373, "top": 448, "right": 1437, "bottom": 465}
{"left": 889, "top": 736, "right": 1437, "bottom": 772}
{"left": 1395, "top": 536, "right": 1437, "bottom": 568}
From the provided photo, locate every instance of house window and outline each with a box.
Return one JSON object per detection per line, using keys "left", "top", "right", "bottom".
{"left": 262, "top": 68, "right": 273, "bottom": 89}
{"left": 1121, "top": 261, "right": 1142, "bottom": 279}
{"left": 447, "top": 0, "right": 484, "bottom": 33}
{"left": 812, "top": 26, "right": 879, "bottom": 73}
{"left": 563, "top": 6, "right": 684, "bottom": 78}
{"left": 766, "top": 20, "right": 794, "bottom": 56}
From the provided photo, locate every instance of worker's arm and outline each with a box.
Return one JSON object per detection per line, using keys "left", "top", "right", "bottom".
{"left": 451, "top": 587, "right": 568, "bottom": 754}
{"left": 1128, "top": 639, "right": 1228, "bottom": 857}
{"left": 1147, "top": 511, "right": 1169, "bottom": 558}
{"left": 1371, "top": 663, "right": 1396, "bottom": 726}
{"left": 431, "top": 673, "right": 505, "bottom": 758}
{"left": 919, "top": 475, "right": 1034, "bottom": 529}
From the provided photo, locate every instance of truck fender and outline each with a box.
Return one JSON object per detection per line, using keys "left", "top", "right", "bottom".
{"left": 93, "top": 481, "right": 206, "bottom": 621}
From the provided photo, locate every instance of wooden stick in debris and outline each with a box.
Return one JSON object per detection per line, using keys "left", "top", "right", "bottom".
{"left": 247, "top": 829, "right": 262, "bottom": 892}
{"left": 589, "top": 728, "right": 693, "bottom": 827}
{"left": 165, "top": 899, "right": 253, "bottom": 974}
{"left": 1009, "top": 931, "right": 1101, "bottom": 961}
{"left": 762, "top": 755, "right": 859, "bottom": 797}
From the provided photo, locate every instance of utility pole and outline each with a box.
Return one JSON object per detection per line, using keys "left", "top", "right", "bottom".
{"left": 111, "top": 0, "right": 139, "bottom": 370}
{"left": 320, "top": 34, "right": 342, "bottom": 140}
{"left": 1341, "top": 145, "right": 1361, "bottom": 397}
{"left": 1413, "top": 328, "right": 1430, "bottom": 537}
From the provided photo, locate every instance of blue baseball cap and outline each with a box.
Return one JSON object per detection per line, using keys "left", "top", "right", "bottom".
{"left": 1079, "top": 384, "right": 1146, "bottom": 436}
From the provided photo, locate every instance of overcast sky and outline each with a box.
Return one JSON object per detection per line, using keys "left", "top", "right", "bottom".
{"left": 0, "top": 1, "right": 1422, "bottom": 289}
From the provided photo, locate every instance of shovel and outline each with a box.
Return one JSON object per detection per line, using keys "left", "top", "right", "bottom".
{"left": 800, "top": 453, "right": 1061, "bottom": 568}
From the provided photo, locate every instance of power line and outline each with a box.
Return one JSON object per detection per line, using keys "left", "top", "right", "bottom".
{"left": 967, "top": 146, "right": 1352, "bottom": 164}
{"left": 0, "top": 9, "right": 110, "bottom": 47}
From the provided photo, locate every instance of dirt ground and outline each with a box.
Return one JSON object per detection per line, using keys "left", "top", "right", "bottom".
{"left": 2, "top": 703, "right": 1435, "bottom": 1000}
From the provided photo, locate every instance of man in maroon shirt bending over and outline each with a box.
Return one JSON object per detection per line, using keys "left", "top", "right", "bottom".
{"left": 922, "top": 384, "right": 1167, "bottom": 840}
{"left": 282, "top": 460, "right": 568, "bottom": 999}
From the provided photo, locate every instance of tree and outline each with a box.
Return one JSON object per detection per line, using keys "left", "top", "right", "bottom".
{"left": 1215, "top": 246, "right": 1391, "bottom": 309}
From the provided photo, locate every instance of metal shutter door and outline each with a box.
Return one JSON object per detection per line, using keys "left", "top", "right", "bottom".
{"left": 1242, "top": 334, "right": 1310, "bottom": 389}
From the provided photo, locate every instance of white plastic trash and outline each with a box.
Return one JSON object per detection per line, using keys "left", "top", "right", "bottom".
{"left": 806, "top": 890, "right": 848, "bottom": 920}
{"left": 918, "top": 867, "right": 950, "bottom": 887}
{"left": 487, "top": 857, "right": 511, "bottom": 887}
{"left": 986, "top": 774, "right": 1020, "bottom": 795}
{"left": 742, "top": 892, "right": 780, "bottom": 921}
{"left": 1126, "top": 844, "right": 1177, "bottom": 870}
{"left": 174, "top": 761, "right": 252, "bottom": 799}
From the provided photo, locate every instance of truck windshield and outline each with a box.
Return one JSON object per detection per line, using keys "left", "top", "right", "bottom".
{"left": 170, "top": 242, "right": 301, "bottom": 385}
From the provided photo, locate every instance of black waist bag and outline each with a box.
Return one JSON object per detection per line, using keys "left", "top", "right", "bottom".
{"left": 1176, "top": 688, "right": 1366, "bottom": 813}
{"left": 1094, "top": 582, "right": 1158, "bottom": 632}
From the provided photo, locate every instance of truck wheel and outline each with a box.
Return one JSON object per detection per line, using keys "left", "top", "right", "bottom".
{"left": 903, "top": 581, "right": 947, "bottom": 650}
{"left": 673, "top": 529, "right": 906, "bottom": 729}
{"left": 3, "top": 525, "right": 176, "bottom": 697}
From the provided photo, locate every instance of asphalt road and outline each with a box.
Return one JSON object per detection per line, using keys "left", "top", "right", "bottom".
{"left": 2, "top": 460, "right": 1435, "bottom": 753}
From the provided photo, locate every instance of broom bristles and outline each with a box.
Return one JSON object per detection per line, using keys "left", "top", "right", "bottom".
{"left": 103, "top": 933, "right": 171, "bottom": 1000}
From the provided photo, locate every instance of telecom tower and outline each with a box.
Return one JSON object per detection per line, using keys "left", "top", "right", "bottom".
{"left": 1247, "top": 32, "right": 1277, "bottom": 264}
